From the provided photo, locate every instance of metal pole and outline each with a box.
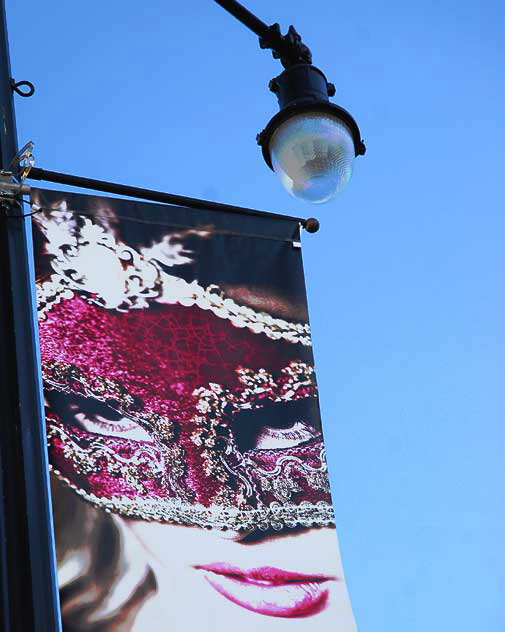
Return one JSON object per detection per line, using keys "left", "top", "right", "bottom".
{"left": 0, "top": 1, "right": 61, "bottom": 630}
{"left": 214, "top": 0, "right": 271, "bottom": 38}
{"left": 213, "top": 0, "right": 312, "bottom": 67}
{"left": 27, "top": 166, "right": 319, "bottom": 231}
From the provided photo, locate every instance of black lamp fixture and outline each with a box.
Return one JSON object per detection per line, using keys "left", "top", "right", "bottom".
{"left": 216, "top": 0, "right": 366, "bottom": 204}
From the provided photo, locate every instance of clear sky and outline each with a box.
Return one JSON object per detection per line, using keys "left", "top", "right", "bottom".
{"left": 6, "top": 1, "right": 504, "bottom": 630}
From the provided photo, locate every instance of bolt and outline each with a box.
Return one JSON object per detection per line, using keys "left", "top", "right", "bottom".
{"left": 268, "top": 78, "right": 279, "bottom": 93}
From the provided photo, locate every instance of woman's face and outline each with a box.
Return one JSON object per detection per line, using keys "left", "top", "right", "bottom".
{"left": 126, "top": 520, "right": 356, "bottom": 632}
{"left": 42, "top": 303, "right": 354, "bottom": 630}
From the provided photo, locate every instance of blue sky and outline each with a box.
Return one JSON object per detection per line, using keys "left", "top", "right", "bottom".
{"left": 6, "top": 1, "right": 504, "bottom": 630}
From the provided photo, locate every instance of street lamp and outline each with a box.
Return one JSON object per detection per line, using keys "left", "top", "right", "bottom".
{"left": 216, "top": 1, "right": 366, "bottom": 204}
{"left": 259, "top": 57, "right": 366, "bottom": 204}
{"left": 0, "top": 2, "right": 366, "bottom": 628}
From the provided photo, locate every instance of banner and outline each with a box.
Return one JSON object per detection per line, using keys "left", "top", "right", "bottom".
{"left": 31, "top": 189, "right": 356, "bottom": 631}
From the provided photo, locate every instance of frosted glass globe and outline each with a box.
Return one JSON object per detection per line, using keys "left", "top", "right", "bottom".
{"left": 269, "top": 111, "right": 355, "bottom": 204}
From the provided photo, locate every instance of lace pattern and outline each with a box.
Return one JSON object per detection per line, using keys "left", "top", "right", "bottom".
{"left": 35, "top": 211, "right": 311, "bottom": 346}
{"left": 50, "top": 466, "right": 335, "bottom": 531}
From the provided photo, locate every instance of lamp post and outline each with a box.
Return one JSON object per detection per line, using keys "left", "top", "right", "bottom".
{"left": 0, "top": 1, "right": 60, "bottom": 630}
{"left": 0, "top": 1, "right": 365, "bottom": 630}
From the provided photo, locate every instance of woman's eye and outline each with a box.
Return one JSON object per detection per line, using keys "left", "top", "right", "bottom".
{"left": 232, "top": 398, "right": 322, "bottom": 451}
{"left": 253, "top": 420, "right": 319, "bottom": 450}
{"left": 46, "top": 392, "right": 153, "bottom": 442}
{"left": 70, "top": 409, "right": 153, "bottom": 442}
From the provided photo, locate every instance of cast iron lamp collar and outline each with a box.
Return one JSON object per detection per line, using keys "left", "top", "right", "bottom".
{"left": 216, "top": 0, "right": 366, "bottom": 205}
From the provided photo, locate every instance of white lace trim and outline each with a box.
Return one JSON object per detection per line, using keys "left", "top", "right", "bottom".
{"left": 50, "top": 467, "right": 335, "bottom": 531}
{"left": 35, "top": 212, "right": 311, "bottom": 346}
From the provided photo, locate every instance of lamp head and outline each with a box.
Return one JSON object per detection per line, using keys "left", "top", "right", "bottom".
{"left": 257, "top": 64, "right": 365, "bottom": 204}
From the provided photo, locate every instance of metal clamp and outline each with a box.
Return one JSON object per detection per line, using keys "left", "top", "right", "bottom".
{"left": 8, "top": 141, "right": 35, "bottom": 183}
{"left": 0, "top": 172, "right": 30, "bottom": 202}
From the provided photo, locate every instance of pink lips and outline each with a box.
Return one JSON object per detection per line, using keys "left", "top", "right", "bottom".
{"left": 195, "top": 563, "right": 336, "bottom": 618}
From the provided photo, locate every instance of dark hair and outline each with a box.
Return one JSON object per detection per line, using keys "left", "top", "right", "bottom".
{"left": 52, "top": 477, "right": 156, "bottom": 631}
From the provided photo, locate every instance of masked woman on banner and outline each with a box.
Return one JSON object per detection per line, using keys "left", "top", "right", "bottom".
{"left": 32, "top": 190, "right": 357, "bottom": 632}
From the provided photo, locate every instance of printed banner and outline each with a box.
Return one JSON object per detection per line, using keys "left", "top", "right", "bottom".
{"left": 31, "top": 189, "right": 356, "bottom": 632}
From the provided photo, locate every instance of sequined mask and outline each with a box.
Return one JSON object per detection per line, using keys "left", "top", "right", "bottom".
{"left": 34, "top": 203, "right": 335, "bottom": 532}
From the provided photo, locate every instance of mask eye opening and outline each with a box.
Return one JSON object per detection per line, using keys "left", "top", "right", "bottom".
{"left": 231, "top": 397, "right": 321, "bottom": 452}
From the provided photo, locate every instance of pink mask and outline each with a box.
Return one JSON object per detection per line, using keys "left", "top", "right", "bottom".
{"left": 35, "top": 205, "right": 335, "bottom": 532}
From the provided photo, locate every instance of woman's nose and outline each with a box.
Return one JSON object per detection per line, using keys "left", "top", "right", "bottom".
{"left": 214, "top": 529, "right": 252, "bottom": 542}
